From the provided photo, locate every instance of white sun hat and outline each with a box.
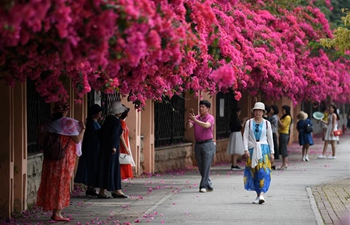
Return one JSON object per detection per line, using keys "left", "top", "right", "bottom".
{"left": 109, "top": 101, "right": 127, "bottom": 115}
{"left": 251, "top": 102, "right": 266, "bottom": 113}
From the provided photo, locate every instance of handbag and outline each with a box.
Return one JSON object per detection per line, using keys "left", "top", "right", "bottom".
{"left": 333, "top": 130, "right": 342, "bottom": 136}
{"left": 304, "top": 124, "right": 313, "bottom": 133}
{"left": 119, "top": 153, "right": 132, "bottom": 164}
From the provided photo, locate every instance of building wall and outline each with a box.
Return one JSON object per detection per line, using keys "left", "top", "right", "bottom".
{"left": 154, "top": 143, "right": 192, "bottom": 172}
{"left": 27, "top": 154, "right": 43, "bottom": 205}
{"left": 0, "top": 81, "right": 14, "bottom": 219}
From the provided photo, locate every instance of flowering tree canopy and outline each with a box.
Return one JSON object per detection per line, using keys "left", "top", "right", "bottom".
{"left": 320, "top": 9, "right": 350, "bottom": 54}
{"left": 0, "top": 0, "right": 349, "bottom": 107}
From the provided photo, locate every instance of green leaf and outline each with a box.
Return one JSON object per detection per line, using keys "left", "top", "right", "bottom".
{"left": 161, "top": 38, "right": 168, "bottom": 49}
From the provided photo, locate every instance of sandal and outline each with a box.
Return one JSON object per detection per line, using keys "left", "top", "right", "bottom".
{"left": 98, "top": 194, "right": 111, "bottom": 199}
{"left": 112, "top": 193, "right": 129, "bottom": 198}
{"left": 279, "top": 165, "right": 288, "bottom": 170}
{"left": 86, "top": 189, "right": 99, "bottom": 196}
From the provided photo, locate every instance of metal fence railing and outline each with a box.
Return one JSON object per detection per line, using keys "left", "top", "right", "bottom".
{"left": 27, "top": 79, "right": 51, "bottom": 153}
{"left": 154, "top": 94, "right": 186, "bottom": 148}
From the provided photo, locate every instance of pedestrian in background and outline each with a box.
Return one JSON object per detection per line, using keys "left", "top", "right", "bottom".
{"left": 119, "top": 106, "right": 135, "bottom": 180}
{"left": 347, "top": 109, "right": 350, "bottom": 131}
{"left": 296, "top": 111, "right": 314, "bottom": 162}
{"left": 268, "top": 105, "right": 279, "bottom": 170}
{"left": 243, "top": 102, "right": 274, "bottom": 204}
{"left": 75, "top": 104, "right": 104, "bottom": 196}
{"left": 227, "top": 107, "right": 247, "bottom": 170}
{"left": 96, "top": 101, "right": 129, "bottom": 198}
{"left": 263, "top": 105, "right": 271, "bottom": 120}
{"left": 37, "top": 102, "right": 85, "bottom": 222}
{"left": 187, "top": 100, "right": 215, "bottom": 193}
{"left": 320, "top": 105, "right": 329, "bottom": 140}
{"left": 278, "top": 105, "right": 292, "bottom": 170}
{"left": 318, "top": 104, "right": 340, "bottom": 159}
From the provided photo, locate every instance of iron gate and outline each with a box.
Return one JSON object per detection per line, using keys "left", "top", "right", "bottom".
{"left": 27, "top": 79, "right": 51, "bottom": 153}
{"left": 155, "top": 94, "right": 186, "bottom": 147}
{"left": 216, "top": 91, "right": 237, "bottom": 139}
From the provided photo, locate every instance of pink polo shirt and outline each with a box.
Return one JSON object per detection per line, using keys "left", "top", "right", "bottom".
{"left": 191, "top": 113, "right": 214, "bottom": 141}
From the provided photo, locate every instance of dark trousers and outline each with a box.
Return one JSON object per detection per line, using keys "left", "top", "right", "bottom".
{"left": 279, "top": 133, "right": 289, "bottom": 158}
{"left": 273, "top": 132, "right": 279, "bottom": 159}
{"left": 195, "top": 141, "right": 215, "bottom": 189}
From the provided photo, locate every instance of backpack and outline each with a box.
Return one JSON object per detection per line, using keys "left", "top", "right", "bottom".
{"left": 43, "top": 133, "right": 69, "bottom": 160}
{"left": 248, "top": 119, "right": 268, "bottom": 134}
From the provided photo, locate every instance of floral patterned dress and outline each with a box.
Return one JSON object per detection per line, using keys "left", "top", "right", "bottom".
{"left": 37, "top": 135, "right": 76, "bottom": 211}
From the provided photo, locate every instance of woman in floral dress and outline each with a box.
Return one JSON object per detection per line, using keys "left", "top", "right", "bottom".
{"left": 243, "top": 102, "right": 274, "bottom": 205}
{"left": 37, "top": 102, "right": 85, "bottom": 222}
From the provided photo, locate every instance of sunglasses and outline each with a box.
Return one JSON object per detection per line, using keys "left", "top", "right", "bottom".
{"left": 255, "top": 124, "right": 259, "bottom": 133}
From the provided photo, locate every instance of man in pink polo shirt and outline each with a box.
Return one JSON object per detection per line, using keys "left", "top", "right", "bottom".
{"left": 187, "top": 100, "right": 215, "bottom": 193}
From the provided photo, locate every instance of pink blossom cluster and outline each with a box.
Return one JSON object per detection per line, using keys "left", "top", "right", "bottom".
{"left": 0, "top": 0, "right": 349, "bottom": 107}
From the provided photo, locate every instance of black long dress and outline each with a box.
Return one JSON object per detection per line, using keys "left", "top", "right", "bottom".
{"left": 95, "top": 115, "right": 122, "bottom": 191}
{"left": 75, "top": 117, "right": 101, "bottom": 186}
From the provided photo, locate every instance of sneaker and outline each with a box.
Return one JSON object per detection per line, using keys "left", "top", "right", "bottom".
{"left": 231, "top": 165, "right": 242, "bottom": 170}
{"left": 259, "top": 196, "right": 265, "bottom": 204}
{"left": 302, "top": 156, "right": 306, "bottom": 161}
{"left": 327, "top": 156, "right": 336, "bottom": 159}
{"left": 305, "top": 155, "right": 309, "bottom": 161}
{"left": 252, "top": 197, "right": 259, "bottom": 204}
{"left": 207, "top": 187, "right": 214, "bottom": 192}
{"left": 317, "top": 155, "right": 326, "bottom": 159}
{"left": 199, "top": 188, "right": 207, "bottom": 193}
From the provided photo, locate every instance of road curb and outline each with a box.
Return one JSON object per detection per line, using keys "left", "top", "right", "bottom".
{"left": 307, "top": 187, "right": 324, "bottom": 225}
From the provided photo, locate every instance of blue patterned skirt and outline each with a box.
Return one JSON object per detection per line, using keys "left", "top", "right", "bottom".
{"left": 244, "top": 145, "right": 272, "bottom": 194}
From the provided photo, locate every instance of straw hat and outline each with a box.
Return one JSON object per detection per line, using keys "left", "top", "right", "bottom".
{"left": 251, "top": 102, "right": 266, "bottom": 113}
{"left": 297, "top": 111, "right": 308, "bottom": 120}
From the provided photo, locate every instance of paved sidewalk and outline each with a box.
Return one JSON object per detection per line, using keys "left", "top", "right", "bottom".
{"left": 1, "top": 132, "right": 350, "bottom": 225}
{"left": 312, "top": 177, "right": 350, "bottom": 225}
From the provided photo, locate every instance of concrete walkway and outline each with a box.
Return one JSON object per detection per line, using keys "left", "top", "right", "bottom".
{"left": 2, "top": 133, "right": 350, "bottom": 225}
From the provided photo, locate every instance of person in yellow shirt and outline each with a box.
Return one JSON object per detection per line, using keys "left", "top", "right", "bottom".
{"left": 278, "top": 105, "right": 292, "bottom": 170}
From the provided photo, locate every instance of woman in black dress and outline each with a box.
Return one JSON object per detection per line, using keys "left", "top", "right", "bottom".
{"left": 95, "top": 101, "right": 128, "bottom": 198}
{"left": 75, "top": 104, "right": 104, "bottom": 196}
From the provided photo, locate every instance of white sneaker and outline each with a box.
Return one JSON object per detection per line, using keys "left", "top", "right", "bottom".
{"left": 305, "top": 155, "right": 309, "bottom": 161}
{"left": 199, "top": 188, "right": 207, "bottom": 193}
{"left": 302, "top": 156, "right": 306, "bottom": 161}
{"left": 317, "top": 155, "right": 326, "bottom": 159}
{"left": 252, "top": 197, "right": 259, "bottom": 204}
{"left": 327, "top": 156, "right": 336, "bottom": 159}
{"left": 259, "top": 195, "right": 265, "bottom": 204}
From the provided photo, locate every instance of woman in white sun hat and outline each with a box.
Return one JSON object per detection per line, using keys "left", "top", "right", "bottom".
{"left": 95, "top": 101, "right": 129, "bottom": 199}
{"left": 243, "top": 102, "right": 274, "bottom": 205}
